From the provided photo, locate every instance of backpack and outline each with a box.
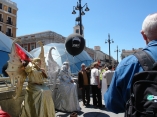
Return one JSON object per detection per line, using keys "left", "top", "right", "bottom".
{"left": 125, "top": 50, "right": 157, "bottom": 117}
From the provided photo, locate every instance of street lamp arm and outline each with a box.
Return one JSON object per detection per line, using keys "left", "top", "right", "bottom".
{"left": 106, "top": 39, "right": 114, "bottom": 44}
{"left": 73, "top": 6, "right": 77, "bottom": 10}
{"left": 82, "top": 3, "right": 88, "bottom": 9}
{"left": 72, "top": 6, "right": 77, "bottom": 14}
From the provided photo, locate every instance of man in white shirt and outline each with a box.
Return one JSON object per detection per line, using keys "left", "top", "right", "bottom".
{"left": 90, "top": 62, "right": 102, "bottom": 108}
{"left": 102, "top": 65, "right": 114, "bottom": 105}
{"left": 103, "top": 65, "right": 114, "bottom": 87}
{"left": 103, "top": 65, "right": 114, "bottom": 88}
{"left": 103, "top": 65, "right": 114, "bottom": 92}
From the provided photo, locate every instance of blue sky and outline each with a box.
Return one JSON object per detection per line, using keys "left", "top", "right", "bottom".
{"left": 14, "top": 0, "right": 157, "bottom": 62}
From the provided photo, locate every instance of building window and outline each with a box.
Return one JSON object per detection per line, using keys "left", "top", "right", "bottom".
{"left": 8, "top": 7, "right": 12, "bottom": 13}
{"left": 76, "top": 29, "right": 79, "bottom": 34}
{"left": 7, "top": 17, "right": 12, "bottom": 25}
{"left": 6, "top": 28, "right": 12, "bottom": 36}
{"left": 0, "top": 3, "right": 2, "bottom": 9}
{"left": 30, "top": 44, "right": 35, "bottom": 50}
{"left": 0, "top": 14, "right": 2, "bottom": 22}
{"left": 24, "top": 46, "right": 28, "bottom": 51}
{"left": 31, "top": 45, "right": 34, "bottom": 50}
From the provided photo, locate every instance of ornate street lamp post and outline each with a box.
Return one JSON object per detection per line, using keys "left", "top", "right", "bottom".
{"left": 105, "top": 34, "right": 114, "bottom": 64}
{"left": 114, "top": 45, "right": 121, "bottom": 64}
{"left": 72, "top": 0, "right": 89, "bottom": 35}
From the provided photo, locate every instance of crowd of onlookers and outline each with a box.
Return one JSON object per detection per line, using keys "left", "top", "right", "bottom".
{"left": 78, "top": 61, "right": 115, "bottom": 108}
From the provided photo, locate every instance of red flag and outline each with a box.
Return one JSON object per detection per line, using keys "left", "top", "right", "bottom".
{"left": 15, "top": 43, "right": 33, "bottom": 61}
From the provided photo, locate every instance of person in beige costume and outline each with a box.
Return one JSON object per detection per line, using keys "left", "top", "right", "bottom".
{"left": 6, "top": 40, "right": 55, "bottom": 117}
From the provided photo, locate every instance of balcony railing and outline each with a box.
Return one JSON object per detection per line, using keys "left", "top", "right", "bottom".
{"left": 6, "top": 32, "right": 13, "bottom": 37}
{"left": 0, "top": 76, "right": 28, "bottom": 92}
{"left": 6, "top": 20, "right": 13, "bottom": 25}
{"left": 0, "top": 4, "right": 2, "bottom": 10}
{"left": 0, "top": 18, "right": 3, "bottom": 22}
{"left": 105, "top": 59, "right": 109, "bottom": 62}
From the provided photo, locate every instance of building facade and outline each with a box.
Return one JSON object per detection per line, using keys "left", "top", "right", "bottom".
{"left": 17, "top": 31, "right": 66, "bottom": 52}
{"left": 93, "top": 46, "right": 116, "bottom": 66}
{"left": 121, "top": 48, "right": 143, "bottom": 59}
{"left": 0, "top": 0, "right": 18, "bottom": 38}
{"left": 73, "top": 24, "right": 84, "bottom": 38}
{"left": 84, "top": 46, "right": 94, "bottom": 59}
{"left": 73, "top": 17, "right": 84, "bottom": 38}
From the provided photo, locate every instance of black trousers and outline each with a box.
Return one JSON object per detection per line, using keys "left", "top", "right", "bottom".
{"left": 100, "top": 80, "right": 102, "bottom": 88}
{"left": 91, "top": 85, "right": 102, "bottom": 107}
{"left": 81, "top": 85, "right": 90, "bottom": 104}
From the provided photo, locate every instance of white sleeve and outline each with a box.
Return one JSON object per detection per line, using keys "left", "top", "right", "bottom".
{"left": 95, "top": 69, "right": 99, "bottom": 77}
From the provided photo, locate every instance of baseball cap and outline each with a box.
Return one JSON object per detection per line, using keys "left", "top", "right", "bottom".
{"left": 81, "top": 63, "right": 85, "bottom": 67}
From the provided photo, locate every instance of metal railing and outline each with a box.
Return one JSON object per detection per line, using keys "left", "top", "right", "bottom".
{"left": 6, "top": 20, "right": 13, "bottom": 25}
{"left": 6, "top": 32, "right": 13, "bottom": 37}
{"left": 0, "top": 76, "right": 27, "bottom": 92}
{"left": 0, "top": 77, "right": 13, "bottom": 92}
{"left": 0, "top": 18, "right": 3, "bottom": 22}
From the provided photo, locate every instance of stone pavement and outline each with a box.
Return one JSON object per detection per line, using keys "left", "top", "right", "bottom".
{"left": 55, "top": 98, "right": 124, "bottom": 117}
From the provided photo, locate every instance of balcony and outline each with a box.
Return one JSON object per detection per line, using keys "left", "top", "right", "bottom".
{"left": 6, "top": 32, "right": 13, "bottom": 37}
{"left": 105, "top": 59, "right": 109, "bottom": 62}
{"left": 0, "top": 31, "right": 4, "bottom": 33}
{"left": 6, "top": 20, "right": 13, "bottom": 25}
{"left": 0, "top": 18, "right": 3, "bottom": 22}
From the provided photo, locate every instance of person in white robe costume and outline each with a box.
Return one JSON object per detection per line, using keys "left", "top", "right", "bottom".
{"left": 47, "top": 47, "right": 80, "bottom": 112}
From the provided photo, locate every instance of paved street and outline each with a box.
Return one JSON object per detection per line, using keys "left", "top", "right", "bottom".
{"left": 55, "top": 98, "right": 124, "bottom": 117}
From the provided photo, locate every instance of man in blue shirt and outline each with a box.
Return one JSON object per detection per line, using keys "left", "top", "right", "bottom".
{"left": 104, "top": 12, "right": 157, "bottom": 114}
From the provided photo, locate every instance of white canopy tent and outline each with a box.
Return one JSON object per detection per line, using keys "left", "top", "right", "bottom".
{"left": 30, "top": 43, "right": 93, "bottom": 75}
{"left": 0, "top": 32, "right": 12, "bottom": 74}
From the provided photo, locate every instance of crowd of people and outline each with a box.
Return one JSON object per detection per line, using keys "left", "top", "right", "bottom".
{"left": 78, "top": 62, "right": 115, "bottom": 109}
{"left": 1, "top": 12, "right": 157, "bottom": 116}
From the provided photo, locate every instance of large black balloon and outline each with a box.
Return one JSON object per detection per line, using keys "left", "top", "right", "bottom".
{"left": 65, "top": 33, "right": 85, "bottom": 56}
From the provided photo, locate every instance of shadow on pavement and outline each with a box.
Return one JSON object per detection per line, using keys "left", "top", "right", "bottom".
{"left": 84, "top": 104, "right": 107, "bottom": 110}
{"left": 83, "top": 112, "right": 110, "bottom": 117}
{"left": 77, "top": 110, "right": 84, "bottom": 116}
